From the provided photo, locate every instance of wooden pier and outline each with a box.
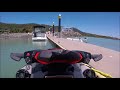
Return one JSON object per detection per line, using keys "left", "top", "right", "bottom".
{"left": 47, "top": 34, "right": 120, "bottom": 78}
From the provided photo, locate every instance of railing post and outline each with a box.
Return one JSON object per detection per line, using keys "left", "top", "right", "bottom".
{"left": 58, "top": 14, "right": 61, "bottom": 38}
{"left": 53, "top": 22, "right": 54, "bottom": 36}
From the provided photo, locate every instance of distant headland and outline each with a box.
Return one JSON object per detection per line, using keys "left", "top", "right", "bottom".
{"left": 0, "top": 22, "right": 119, "bottom": 40}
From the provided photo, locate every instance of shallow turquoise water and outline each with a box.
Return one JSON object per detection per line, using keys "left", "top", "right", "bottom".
{"left": 85, "top": 37, "right": 120, "bottom": 52}
{"left": 0, "top": 38, "right": 55, "bottom": 78}
{"left": 0, "top": 37, "right": 119, "bottom": 78}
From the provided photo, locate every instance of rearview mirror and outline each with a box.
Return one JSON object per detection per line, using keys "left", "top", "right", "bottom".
{"left": 10, "top": 53, "right": 24, "bottom": 61}
{"left": 92, "top": 54, "right": 103, "bottom": 62}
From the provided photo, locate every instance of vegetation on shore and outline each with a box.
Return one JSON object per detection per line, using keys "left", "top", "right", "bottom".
{"left": 0, "top": 22, "right": 119, "bottom": 40}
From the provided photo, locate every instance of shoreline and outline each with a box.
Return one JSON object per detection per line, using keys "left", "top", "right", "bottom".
{"left": 0, "top": 33, "right": 32, "bottom": 39}
{"left": 0, "top": 33, "right": 119, "bottom": 52}
{"left": 0, "top": 33, "right": 119, "bottom": 40}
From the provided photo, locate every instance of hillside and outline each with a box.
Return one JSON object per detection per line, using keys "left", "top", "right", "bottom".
{"left": 0, "top": 22, "right": 51, "bottom": 33}
{"left": 0, "top": 22, "right": 119, "bottom": 40}
{"left": 71, "top": 27, "right": 120, "bottom": 40}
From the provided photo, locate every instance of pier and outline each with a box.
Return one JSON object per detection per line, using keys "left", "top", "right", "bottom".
{"left": 47, "top": 34, "right": 120, "bottom": 78}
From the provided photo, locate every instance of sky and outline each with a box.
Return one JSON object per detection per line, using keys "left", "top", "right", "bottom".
{"left": 0, "top": 12, "right": 120, "bottom": 38}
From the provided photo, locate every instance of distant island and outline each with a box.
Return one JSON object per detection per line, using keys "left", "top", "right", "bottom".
{"left": 0, "top": 22, "right": 119, "bottom": 40}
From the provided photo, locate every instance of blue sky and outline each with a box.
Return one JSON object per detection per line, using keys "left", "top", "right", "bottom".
{"left": 0, "top": 12, "right": 120, "bottom": 38}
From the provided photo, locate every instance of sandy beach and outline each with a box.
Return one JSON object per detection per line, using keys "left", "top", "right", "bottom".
{"left": 47, "top": 34, "right": 120, "bottom": 78}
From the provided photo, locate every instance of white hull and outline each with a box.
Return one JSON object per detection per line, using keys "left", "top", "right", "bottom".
{"left": 32, "top": 33, "right": 47, "bottom": 41}
{"left": 32, "top": 37, "right": 47, "bottom": 41}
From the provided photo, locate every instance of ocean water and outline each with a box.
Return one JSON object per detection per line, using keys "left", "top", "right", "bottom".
{"left": 0, "top": 38, "right": 55, "bottom": 78}
{"left": 67, "top": 36, "right": 120, "bottom": 52}
{"left": 0, "top": 36, "right": 119, "bottom": 78}
{"left": 85, "top": 37, "right": 120, "bottom": 52}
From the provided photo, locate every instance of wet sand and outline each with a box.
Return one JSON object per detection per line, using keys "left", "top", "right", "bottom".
{"left": 47, "top": 34, "right": 120, "bottom": 78}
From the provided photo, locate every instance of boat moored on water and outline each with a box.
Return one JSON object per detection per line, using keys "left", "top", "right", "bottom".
{"left": 32, "top": 25, "right": 47, "bottom": 41}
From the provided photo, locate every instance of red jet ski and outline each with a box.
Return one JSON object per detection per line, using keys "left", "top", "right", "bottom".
{"left": 10, "top": 48, "right": 102, "bottom": 78}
